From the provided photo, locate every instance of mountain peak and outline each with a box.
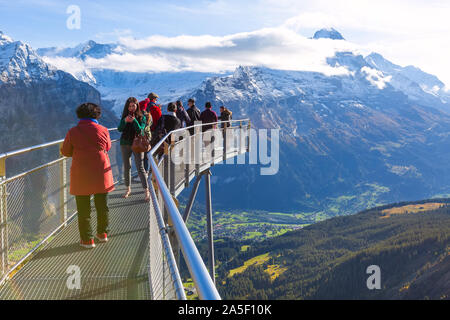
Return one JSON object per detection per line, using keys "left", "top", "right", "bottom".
{"left": 0, "top": 33, "right": 60, "bottom": 84}
{"left": 0, "top": 31, "right": 14, "bottom": 44}
{"left": 313, "top": 28, "right": 345, "bottom": 40}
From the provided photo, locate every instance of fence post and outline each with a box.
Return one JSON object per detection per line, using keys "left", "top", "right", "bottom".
{"left": 59, "top": 145, "right": 68, "bottom": 226}
{"left": 0, "top": 156, "right": 8, "bottom": 277}
{"left": 223, "top": 125, "right": 227, "bottom": 162}
{"left": 195, "top": 124, "right": 201, "bottom": 176}
{"left": 247, "top": 120, "right": 251, "bottom": 153}
{"left": 239, "top": 121, "right": 244, "bottom": 154}
{"left": 169, "top": 139, "right": 175, "bottom": 195}
{"left": 185, "top": 134, "right": 191, "bottom": 188}
{"left": 211, "top": 130, "right": 215, "bottom": 167}
{"left": 163, "top": 141, "right": 180, "bottom": 268}
{"left": 163, "top": 142, "right": 170, "bottom": 223}
{"left": 204, "top": 170, "right": 215, "bottom": 284}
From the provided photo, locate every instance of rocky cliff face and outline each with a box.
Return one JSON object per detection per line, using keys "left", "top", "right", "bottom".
{"left": 182, "top": 59, "right": 450, "bottom": 215}
{"left": 0, "top": 31, "right": 117, "bottom": 175}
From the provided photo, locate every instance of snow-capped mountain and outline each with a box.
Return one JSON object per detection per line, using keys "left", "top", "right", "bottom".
{"left": 37, "top": 40, "right": 116, "bottom": 60}
{"left": 0, "top": 31, "right": 117, "bottom": 173}
{"left": 313, "top": 28, "right": 345, "bottom": 40}
{"left": 38, "top": 30, "right": 450, "bottom": 117}
{"left": 8, "top": 28, "right": 450, "bottom": 217}
{"left": 365, "top": 52, "right": 449, "bottom": 104}
{"left": 91, "top": 69, "right": 221, "bottom": 114}
{"left": 38, "top": 40, "right": 222, "bottom": 114}
{"left": 182, "top": 50, "right": 450, "bottom": 215}
{"left": 0, "top": 31, "right": 60, "bottom": 83}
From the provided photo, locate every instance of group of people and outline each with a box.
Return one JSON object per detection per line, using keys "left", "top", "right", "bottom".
{"left": 61, "top": 94, "right": 232, "bottom": 248}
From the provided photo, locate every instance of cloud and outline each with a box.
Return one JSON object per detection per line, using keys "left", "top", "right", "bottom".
{"left": 118, "top": 34, "right": 236, "bottom": 51}
{"left": 39, "top": 0, "right": 450, "bottom": 87}
{"left": 43, "top": 26, "right": 358, "bottom": 77}
{"left": 262, "top": 0, "right": 450, "bottom": 86}
{"left": 42, "top": 56, "right": 87, "bottom": 77}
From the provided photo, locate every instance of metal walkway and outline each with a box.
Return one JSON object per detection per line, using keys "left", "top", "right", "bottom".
{"left": 0, "top": 181, "right": 150, "bottom": 300}
{"left": 0, "top": 119, "right": 251, "bottom": 300}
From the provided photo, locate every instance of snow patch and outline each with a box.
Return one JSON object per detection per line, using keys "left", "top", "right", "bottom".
{"left": 361, "top": 66, "right": 392, "bottom": 89}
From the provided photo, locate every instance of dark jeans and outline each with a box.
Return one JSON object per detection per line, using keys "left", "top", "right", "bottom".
{"left": 75, "top": 193, "right": 109, "bottom": 241}
{"left": 143, "top": 151, "right": 150, "bottom": 173}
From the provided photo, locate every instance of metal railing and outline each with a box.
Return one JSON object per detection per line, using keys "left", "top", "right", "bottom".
{"left": 148, "top": 119, "right": 251, "bottom": 300}
{"left": 0, "top": 118, "right": 251, "bottom": 300}
{"left": 0, "top": 128, "right": 122, "bottom": 286}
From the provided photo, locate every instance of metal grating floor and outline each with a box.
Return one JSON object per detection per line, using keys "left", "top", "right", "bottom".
{"left": 0, "top": 180, "right": 151, "bottom": 300}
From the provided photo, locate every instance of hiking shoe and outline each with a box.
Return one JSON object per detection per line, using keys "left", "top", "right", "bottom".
{"left": 95, "top": 233, "right": 108, "bottom": 243}
{"left": 80, "top": 239, "right": 96, "bottom": 249}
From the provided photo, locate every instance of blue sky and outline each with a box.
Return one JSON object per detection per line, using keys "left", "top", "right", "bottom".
{"left": 1, "top": 0, "right": 450, "bottom": 86}
{"left": 1, "top": 0, "right": 297, "bottom": 47}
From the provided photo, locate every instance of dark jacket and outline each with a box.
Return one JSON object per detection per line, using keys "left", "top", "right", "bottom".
{"left": 163, "top": 114, "right": 182, "bottom": 132}
{"left": 186, "top": 105, "right": 201, "bottom": 134}
{"left": 200, "top": 108, "right": 218, "bottom": 132}
{"left": 176, "top": 105, "right": 191, "bottom": 127}
{"left": 162, "top": 114, "right": 181, "bottom": 143}
{"left": 219, "top": 109, "right": 232, "bottom": 128}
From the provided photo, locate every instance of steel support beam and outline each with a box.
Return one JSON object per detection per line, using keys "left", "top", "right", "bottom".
{"left": 183, "top": 175, "right": 202, "bottom": 223}
{"left": 59, "top": 145, "right": 68, "bottom": 227}
{"left": 204, "top": 170, "right": 215, "bottom": 284}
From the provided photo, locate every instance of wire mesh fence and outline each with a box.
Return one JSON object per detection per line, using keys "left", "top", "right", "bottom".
{"left": 168, "top": 123, "right": 250, "bottom": 197}
{"left": 0, "top": 134, "right": 126, "bottom": 284}
{"left": 145, "top": 120, "right": 251, "bottom": 300}
{"left": 147, "top": 157, "right": 182, "bottom": 300}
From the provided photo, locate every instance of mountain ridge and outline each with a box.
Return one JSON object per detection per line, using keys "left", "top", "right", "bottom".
{"left": 179, "top": 52, "right": 450, "bottom": 214}
{"left": 0, "top": 31, "right": 118, "bottom": 175}
{"left": 216, "top": 198, "right": 450, "bottom": 300}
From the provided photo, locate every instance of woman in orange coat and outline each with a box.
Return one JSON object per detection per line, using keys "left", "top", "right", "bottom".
{"left": 61, "top": 103, "right": 115, "bottom": 249}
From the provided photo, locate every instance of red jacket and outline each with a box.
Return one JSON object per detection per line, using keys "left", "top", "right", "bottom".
{"left": 149, "top": 102, "right": 162, "bottom": 131}
{"left": 139, "top": 98, "right": 150, "bottom": 112}
{"left": 61, "top": 120, "right": 115, "bottom": 196}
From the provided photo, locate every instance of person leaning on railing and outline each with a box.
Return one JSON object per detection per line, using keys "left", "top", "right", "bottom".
{"left": 200, "top": 101, "right": 218, "bottom": 132}
{"left": 219, "top": 106, "right": 232, "bottom": 128}
{"left": 186, "top": 98, "right": 201, "bottom": 135}
{"left": 60, "top": 103, "right": 114, "bottom": 249}
{"left": 117, "top": 97, "right": 150, "bottom": 202}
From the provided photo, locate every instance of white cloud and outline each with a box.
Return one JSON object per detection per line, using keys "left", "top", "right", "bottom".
{"left": 44, "top": 26, "right": 359, "bottom": 77}
{"left": 262, "top": 0, "right": 450, "bottom": 86}
{"left": 42, "top": 56, "right": 86, "bottom": 77}
{"left": 39, "top": 0, "right": 450, "bottom": 87}
{"left": 118, "top": 34, "right": 236, "bottom": 51}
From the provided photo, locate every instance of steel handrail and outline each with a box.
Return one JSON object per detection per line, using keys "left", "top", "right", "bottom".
{"left": 148, "top": 180, "right": 186, "bottom": 300}
{"left": 149, "top": 154, "right": 221, "bottom": 300}
{"left": 147, "top": 119, "right": 249, "bottom": 300}
{"left": 0, "top": 128, "right": 118, "bottom": 160}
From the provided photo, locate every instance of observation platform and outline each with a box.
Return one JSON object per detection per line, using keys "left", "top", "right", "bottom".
{"left": 0, "top": 120, "right": 251, "bottom": 300}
